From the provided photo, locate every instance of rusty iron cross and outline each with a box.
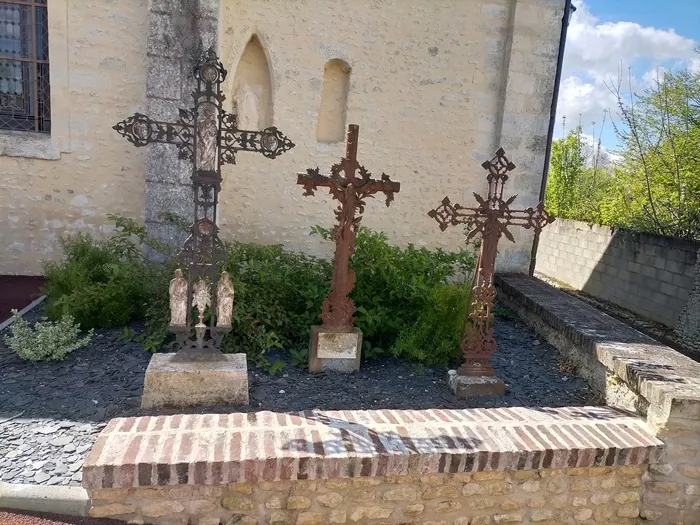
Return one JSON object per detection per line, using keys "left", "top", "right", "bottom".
{"left": 428, "top": 148, "right": 554, "bottom": 377}
{"left": 112, "top": 48, "right": 294, "bottom": 359}
{"left": 298, "top": 124, "right": 400, "bottom": 329}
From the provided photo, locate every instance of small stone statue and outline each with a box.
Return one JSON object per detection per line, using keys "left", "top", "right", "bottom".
{"left": 168, "top": 269, "right": 188, "bottom": 327}
{"left": 235, "top": 83, "right": 261, "bottom": 131}
{"left": 192, "top": 278, "right": 211, "bottom": 326}
{"left": 216, "top": 271, "right": 235, "bottom": 328}
{"left": 197, "top": 102, "right": 218, "bottom": 172}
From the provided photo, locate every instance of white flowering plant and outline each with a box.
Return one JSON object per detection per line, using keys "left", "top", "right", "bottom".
{"left": 3, "top": 310, "right": 93, "bottom": 362}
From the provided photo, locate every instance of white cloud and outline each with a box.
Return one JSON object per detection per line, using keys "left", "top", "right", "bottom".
{"left": 556, "top": 2, "right": 697, "bottom": 145}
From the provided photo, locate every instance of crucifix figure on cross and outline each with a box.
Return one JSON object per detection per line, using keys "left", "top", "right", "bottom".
{"left": 113, "top": 48, "right": 295, "bottom": 360}
{"left": 298, "top": 125, "right": 400, "bottom": 372}
{"left": 299, "top": 124, "right": 400, "bottom": 328}
{"left": 428, "top": 148, "right": 554, "bottom": 395}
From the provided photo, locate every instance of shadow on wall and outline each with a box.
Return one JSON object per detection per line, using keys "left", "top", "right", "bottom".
{"left": 534, "top": 219, "right": 700, "bottom": 352}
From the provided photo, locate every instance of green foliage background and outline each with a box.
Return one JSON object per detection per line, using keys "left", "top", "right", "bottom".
{"left": 41, "top": 215, "right": 475, "bottom": 369}
{"left": 546, "top": 65, "right": 700, "bottom": 240}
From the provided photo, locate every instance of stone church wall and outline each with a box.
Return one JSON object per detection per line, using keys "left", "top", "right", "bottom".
{"left": 0, "top": 0, "right": 149, "bottom": 275}
{"left": 0, "top": 0, "right": 566, "bottom": 276}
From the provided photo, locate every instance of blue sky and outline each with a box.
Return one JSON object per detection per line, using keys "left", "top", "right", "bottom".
{"left": 555, "top": 0, "right": 699, "bottom": 151}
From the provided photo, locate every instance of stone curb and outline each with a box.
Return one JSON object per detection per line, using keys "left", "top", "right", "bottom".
{"left": 0, "top": 295, "right": 46, "bottom": 332}
{"left": 0, "top": 482, "right": 90, "bottom": 516}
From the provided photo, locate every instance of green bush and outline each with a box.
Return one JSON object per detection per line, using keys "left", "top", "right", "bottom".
{"left": 42, "top": 233, "right": 156, "bottom": 329}
{"left": 43, "top": 214, "right": 476, "bottom": 369}
{"left": 389, "top": 284, "right": 469, "bottom": 367}
{"left": 312, "top": 226, "right": 475, "bottom": 352}
{"left": 220, "top": 241, "right": 332, "bottom": 359}
{"left": 4, "top": 310, "right": 93, "bottom": 361}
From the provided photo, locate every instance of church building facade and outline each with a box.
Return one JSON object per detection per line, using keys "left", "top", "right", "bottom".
{"left": 0, "top": 0, "right": 569, "bottom": 275}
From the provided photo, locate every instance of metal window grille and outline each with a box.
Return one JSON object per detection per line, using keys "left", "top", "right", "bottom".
{"left": 0, "top": 0, "right": 49, "bottom": 133}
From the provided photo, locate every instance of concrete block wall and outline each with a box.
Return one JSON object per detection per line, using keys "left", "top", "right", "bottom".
{"left": 535, "top": 219, "right": 700, "bottom": 349}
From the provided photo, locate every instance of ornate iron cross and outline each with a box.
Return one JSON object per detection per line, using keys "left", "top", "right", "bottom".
{"left": 298, "top": 124, "right": 400, "bottom": 329}
{"left": 113, "top": 48, "right": 294, "bottom": 359}
{"left": 428, "top": 148, "right": 554, "bottom": 377}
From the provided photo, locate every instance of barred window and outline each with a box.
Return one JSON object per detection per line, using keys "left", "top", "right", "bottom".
{"left": 0, "top": 0, "right": 50, "bottom": 133}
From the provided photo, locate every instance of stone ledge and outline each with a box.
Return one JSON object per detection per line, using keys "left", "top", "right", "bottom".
{"left": 82, "top": 406, "right": 662, "bottom": 490}
{"left": 496, "top": 275, "right": 700, "bottom": 426}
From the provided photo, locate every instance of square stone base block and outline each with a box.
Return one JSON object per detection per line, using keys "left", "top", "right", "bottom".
{"left": 140, "top": 353, "right": 249, "bottom": 409}
{"left": 309, "top": 326, "right": 362, "bottom": 374}
{"left": 447, "top": 369, "right": 505, "bottom": 398}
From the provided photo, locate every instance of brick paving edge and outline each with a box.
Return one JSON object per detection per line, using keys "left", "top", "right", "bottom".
{"left": 0, "top": 483, "right": 89, "bottom": 517}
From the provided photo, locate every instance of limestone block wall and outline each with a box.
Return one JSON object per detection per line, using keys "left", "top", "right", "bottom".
{"left": 0, "top": 0, "right": 565, "bottom": 276}
{"left": 0, "top": 0, "right": 148, "bottom": 275}
{"left": 535, "top": 218, "right": 700, "bottom": 349}
{"left": 216, "top": 0, "right": 566, "bottom": 274}
{"left": 90, "top": 467, "right": 649, "bottom": 525}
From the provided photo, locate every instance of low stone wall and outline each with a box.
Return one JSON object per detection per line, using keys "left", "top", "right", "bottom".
{"left": 534, "top": 218, "right": 700, "bottom": 350}
{"left": 497, "top": 274, "right": 700, "bottom": 523}
{"left": 82, "top": 407, "right": 662, "bottom": 524}
{"left": 90, "top": 467, "right": 649, "bottom": 525}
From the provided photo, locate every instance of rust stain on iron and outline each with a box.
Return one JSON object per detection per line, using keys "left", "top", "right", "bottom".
{"left": 298, "top": 124, "right": 400, "bottom": 329}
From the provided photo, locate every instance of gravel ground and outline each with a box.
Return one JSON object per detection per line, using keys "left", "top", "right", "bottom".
{"left": 0, "top": 511, "right": 120, "bottom": 525}
{"left": 0, "top": 304, "right": 599, "bottom": 487}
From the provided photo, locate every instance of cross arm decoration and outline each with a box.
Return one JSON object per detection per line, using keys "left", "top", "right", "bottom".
{"left": 113, "top": 109, "right": 195, "bottom": 160}
{"left": 428, "top": 148, "right": 554, "bottom": 244}
{"left": 219, "top": 112, "right": 294, "bottom": 164}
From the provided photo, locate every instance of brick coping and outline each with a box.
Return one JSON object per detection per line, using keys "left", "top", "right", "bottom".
{"left": 497, "top": 274, "right": 700, "bottom": 422}
{"left": 82, "top": 406, "right": 662, "bottom": 490}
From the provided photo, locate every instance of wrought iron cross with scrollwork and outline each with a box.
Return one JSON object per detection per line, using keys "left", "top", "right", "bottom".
{"left": 428, "top": 148, "right": 554, "bottom": 377}
{"left": 113, "top": 48, "right": 294, "bottom": 359}
{"left": 298, "top": 124, "right": 400, "bottom": 329}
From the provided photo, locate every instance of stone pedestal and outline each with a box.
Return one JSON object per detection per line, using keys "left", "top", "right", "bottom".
{"left": 308, "top": 326, "right": 362, "bottom": 373}
{"left": 447, "top": 369, "right": 505, "bottom": 398}
{"left": 141, "top": 353, "right": 249, "bottom": 409}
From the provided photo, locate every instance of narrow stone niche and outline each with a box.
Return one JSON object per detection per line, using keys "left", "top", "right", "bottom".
{"left": 316, "top": 59, "right": 351, "bottom": 143}
{"left": 232, "top": 35, "right": 273, "bottom": 130}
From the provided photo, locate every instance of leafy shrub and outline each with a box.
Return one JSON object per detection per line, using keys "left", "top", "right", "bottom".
{"left": 49, "top": 214, "right": 476, "bottom": 369}
{"left": 312, "top": 226, "right": 475, "bottom": 352}
{"left": 389, "top": 284, "right": 469, "bottom": 366}
{"left": 220, "top": 241, "right": 332, "bottom": 360}
{"left": 4, "top": 310, "right": 93, "bottom": 361}
{"left": 42, "top": 233, "right": 157, "bottom": 329}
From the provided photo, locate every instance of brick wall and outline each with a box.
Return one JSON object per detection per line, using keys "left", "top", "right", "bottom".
{"left": 535, "top": 219, "right": 700, "bottom": 349}
{"left": 82, "top": 407, "right": 663, "bottom": 524}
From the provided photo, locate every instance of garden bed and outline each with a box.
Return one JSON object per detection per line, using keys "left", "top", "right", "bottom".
{"left": 0, "top": 303, "right": 599, "bottom": 487}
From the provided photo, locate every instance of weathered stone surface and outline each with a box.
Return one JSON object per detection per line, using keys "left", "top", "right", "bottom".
{"left": 447, "top": 370, "right": 505, "bottom": 398}
{"left": 308, "top": 326, "right": 362, "bottom": 374}
{"left": 141, "top": 500, "right": 185, "bottom": 517}
{"left": 140, "top": 352, "right": 249, "bottom": 409}
{"left": 89, "top": 503, "right": 136, "bottom": 517}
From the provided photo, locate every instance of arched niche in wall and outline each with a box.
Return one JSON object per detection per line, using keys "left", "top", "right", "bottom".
{"left": 316, "top": 59, "right": 351, "bottom": 143}
{"left": 231, "top": 35, "right": 274, "bottom": 130}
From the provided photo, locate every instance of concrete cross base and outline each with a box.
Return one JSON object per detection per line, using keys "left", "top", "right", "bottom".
{"left": 447, "top": 369, "right": 505, "bottom": 398}
{"left": 308, "top": 326, "right": 362, "bottom": 374}
{"left": 140, "top": 353, "right": 249, "bottom": 409}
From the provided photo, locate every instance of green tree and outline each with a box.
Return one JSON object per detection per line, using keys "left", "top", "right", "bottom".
{"left": 545, "top": 124, "right": 612, "bottom": 224}
{"left": 603, "top": 64, "right": 700, "bottom": 239}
